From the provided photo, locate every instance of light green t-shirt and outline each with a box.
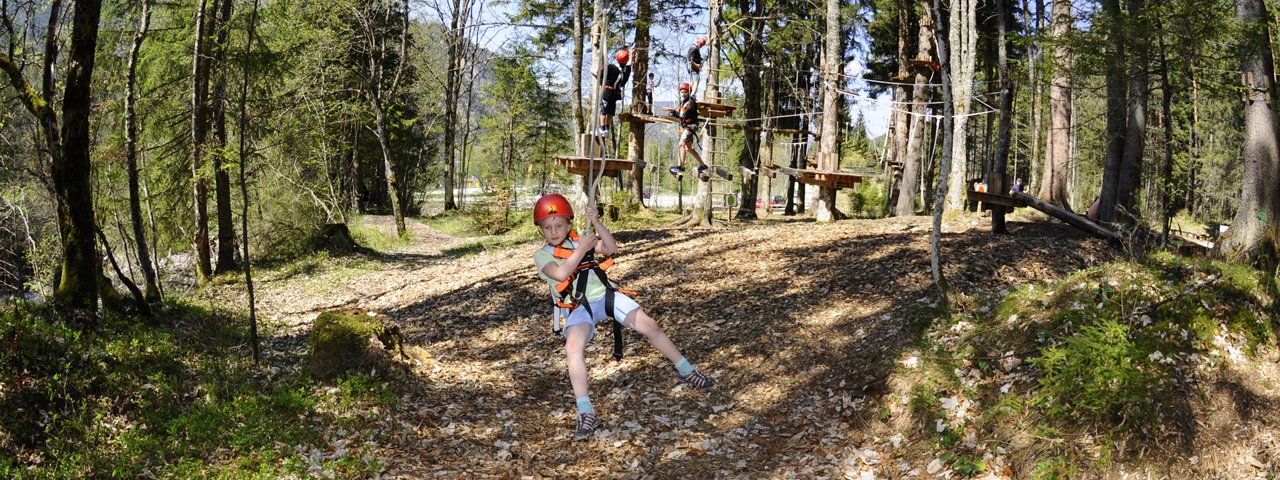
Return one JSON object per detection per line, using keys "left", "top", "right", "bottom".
{"left": 535, "top": 239, "right": 607, "bottom": 301}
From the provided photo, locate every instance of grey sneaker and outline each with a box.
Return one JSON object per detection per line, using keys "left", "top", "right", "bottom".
{"left": 678, "top": 369, "right": 715, "bottom": 389}
{"left": 573, "top": 413, "right": 598, "bottom": 441}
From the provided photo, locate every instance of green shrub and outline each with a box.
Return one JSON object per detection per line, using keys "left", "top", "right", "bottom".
{"left": 1031, "top": 317, "right": 1164, "bottom": 424}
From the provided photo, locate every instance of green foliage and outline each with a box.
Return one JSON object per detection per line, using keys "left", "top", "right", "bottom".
{"left": 1031, "top": 317, "right": 1163, "bottom": 423}
{"left": 846, "top": 179, "right": 887, "bottom": 219}
{"left": 0, "top": 301, "right": 394, "bottom": 478}
{"left": 348, "top": 222, "right": 410, "bottom": 252}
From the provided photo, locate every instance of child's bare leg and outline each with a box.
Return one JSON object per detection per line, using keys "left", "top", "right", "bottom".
{"left": 687, "top": 145, "right": 705, "bottom": 167}
{"left": 564, "top": 323, "right": 592, "bottom": 398}
{"left": 624, "top": 308, "right": 683, "bottom": 363}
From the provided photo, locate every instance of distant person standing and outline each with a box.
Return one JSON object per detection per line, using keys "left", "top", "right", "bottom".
{"left": 686, "top": 37, "right": 706, "bottom": 95}
{"left": 598, "top": 49, "right": 632, "bottom": 135}
{"left": 644, "top": 72, "right": 659, "bottom": 114}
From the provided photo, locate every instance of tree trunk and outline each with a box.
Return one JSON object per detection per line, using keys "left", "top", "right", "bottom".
{"left": 895, "top": 0, "right": 935, "bottom": 217}
{"left": 628, "top": 0, "right": 651, "bottom": 206}
{"left": 695, "top": 0, "right": 723, "bottom": 227}
{"left": 1096, "top": 0, "right": 1127, "bottom": 223}
{"left": 443, "top": 0, "right": 467, "bottom": 211}
{"left": 1115, "top": 0, "right": 1149, "bottom": 221}
{"left": 736, "top": 0, "right": 764, "bottom": 220}
{"left": 212, "top": 0, "right": 237, "bottom": 273}
{"left": 238, "top": 0, "right": 263, "bottom": 361}
{"left": 572, "top": 0, "right": 585, "bottom": 139}
{"left": 1219, "top": 0, "right": 1280, "bottom": 263}
{"left": 929, "top": 0, "right": 953, "bottom": 300}
{"left": 944, "top": 0, "right": 977, "bottom": 213}
{"left": 191, "top": 0, "right": 214, "bottom": 284}
{"left": 1022, "top": 0, "right": 1043, "bottom": 186}
{"left": 46, "top": 0, "right": 103, "bottom": 310}
{"left": 125, "top": 0, "right": 159, "bottom": 301}
{"left": 885, "top": 0, "right": 911, "bottom": 212}
{"left": 1038, "top": 0, "right": 1072, "bottom": 209}
{"left": 815, "top": 0, "right": 841, "bottom": 222}
{"left": 1158, "top": 26, "right": 1175, "bottom": 243}
{"left": 988, "top": 0, "right": 1015, "bottom": 233}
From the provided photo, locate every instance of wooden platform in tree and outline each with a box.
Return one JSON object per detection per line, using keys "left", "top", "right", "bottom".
{"left": 698, "top": 101, "right": 737, "bottom": 118}
{"left": 553, "top": 156, "right": 636, "bottom": 178}
{"left": 762, "top": 164, "right": 862, "bottom": 189}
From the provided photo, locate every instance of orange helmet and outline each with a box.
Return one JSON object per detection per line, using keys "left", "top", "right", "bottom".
{"left": 533, "top": 194, "right": 573, "bottom": 224}
{"left": 679, "top": 82, "right": 691, "bottom": 92}
{"left": 696, "top": 37, "right": 707, "bottom": 46}
{"left": 615, "top": 49, "right": 630, "bottom": 64}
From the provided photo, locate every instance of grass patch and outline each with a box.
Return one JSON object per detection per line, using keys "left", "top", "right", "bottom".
{"left": 0, "top": 301, "right": 398, "bottom": 478}
{"left": 906, "top": 253, "right": 1275, "bottom": 476}
{"left": 349, "top": 221, "right": 411, "bottom": 252}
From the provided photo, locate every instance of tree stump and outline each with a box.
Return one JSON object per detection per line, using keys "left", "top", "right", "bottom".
{"left": 318, "top": 223, "right": 360, "bottom": 254}
{"left": 308, "top": 310, "right": 404, "bottom": 380}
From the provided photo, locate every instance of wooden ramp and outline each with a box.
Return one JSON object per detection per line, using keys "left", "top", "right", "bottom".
{"left": 553, "top": 156, "right": 636, "bottom": 179}
{"left": 1012, "top": 192, "right": 1122, "bottom": 243}
{"left": 967, "top": 190, "right": 1122, "bottom": 243}
{"left": 762, "top": 164, "right": 862, "bottom": 189}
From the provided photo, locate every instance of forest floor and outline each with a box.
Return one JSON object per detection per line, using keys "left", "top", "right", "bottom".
{"left": 203, "top": 212, "right": 1280, "bottom": 479}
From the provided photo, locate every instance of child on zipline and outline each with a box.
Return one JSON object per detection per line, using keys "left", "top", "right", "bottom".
{"left": 666, "top": 82, "right": 706, "bottom": 178}
{"left": 598, "top": 49, "right": 632, "bottom": 135}
{"left": 533, "top": 194, "right": 714, "bottom": 441}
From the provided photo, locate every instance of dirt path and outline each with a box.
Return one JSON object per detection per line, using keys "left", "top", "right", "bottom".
{"left": 218, "top": 215, "right": 1119, "bottom": 478}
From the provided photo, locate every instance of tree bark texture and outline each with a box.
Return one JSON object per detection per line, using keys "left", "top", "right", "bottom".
{"left": 1038, "top": 0, "right": 1072, "bottom": 209}
{"left": 895, "top": 0, "right": 935, "bottom": 217}
{"left": 885, "top": 0, "right": 911, "bottom": 212}
{"left": 736, "top": 0, "right": 764, "bottom": 220}
{"left": 126, "top": 0, "right": 160, "bottom": 301}
{"left": 695, "top": 0, "right": 723, "bottom": 227}
{"left": 191, "top": 0, "right": 214, "bottom": 284}
{"left": 944, "top": 0, "right": 977, "bottom": 213}
{"left": 1097, "top": 0, "right": 1128, "bottom": 223}
{"left": 213, "top": 0, "right": 237, "bottom": 273}
{"left": 988, "top": 0, "right": 1015, "bottom": 233}
{"left": 1220, "top": 0, "right": 1280, "bottom": 262}
{"left": 573, "top": 0, "right": 585, "bottom": 139}
{"left": 1115, "top": 0, "right": 1149, "bottom": 220}
{"left": 443, "top": 0, "right": 468, "bottom": 210}
{"left": 815, "top": 0, "right": 841, "bottom": 222}
{"left": 628, "top": 0, "right": 651, "bottom": 206}
{"left": 49, "top": 0, "right": 104, "bottom": 310}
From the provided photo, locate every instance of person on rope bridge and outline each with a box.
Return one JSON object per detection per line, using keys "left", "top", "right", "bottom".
{"left": 686, "top": 37, "right": 706, "bottom": 95}
{"left": 533, "top": 194, "right": 715, "bottom": 441}
{"left": 598, "top": 49, "right": 632, "bottom": 136}
{"left": 665, "top": 82, "right": 706, "bottom": 178}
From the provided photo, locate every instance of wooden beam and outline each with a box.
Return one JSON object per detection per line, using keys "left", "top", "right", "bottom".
{"left": 1012, "top": 192, "right": 1123, "bottom": 243}
{"left": 967, "top": 190, "right": 1027, "bottom": 209}
{"left": 771, "top": 164, "right": 862, "bottom": 189}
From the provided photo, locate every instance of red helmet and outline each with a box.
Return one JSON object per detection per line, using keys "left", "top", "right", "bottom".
{"left": 534, "top": 194, "right": 573, "bottom": 224}
{"left": 615, "top": 49, "right": 630, "bottom": 64}
{"left": 696, "top": 37, "right": 707, "bottom": 46}
{"left": 679, "top": 82, "right": 691, "bottom": 92}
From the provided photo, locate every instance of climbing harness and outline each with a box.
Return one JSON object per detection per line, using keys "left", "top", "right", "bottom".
{"left": 546, "top": 231, "right": 636, "bottom": 360}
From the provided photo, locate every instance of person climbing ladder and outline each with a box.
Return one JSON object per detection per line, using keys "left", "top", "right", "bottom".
{"left": 665, "top": 82, "right": 707, "bottom": 179}
{"left": 532, "top": 194, "right": 714, "bottom": 441}
{"left": 598, "top": 49, "right": 631, "bottom": 136}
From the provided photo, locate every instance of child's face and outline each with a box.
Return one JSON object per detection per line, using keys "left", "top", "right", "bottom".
{"left": 538, "top": 216, "right": 571, "bottom": 245}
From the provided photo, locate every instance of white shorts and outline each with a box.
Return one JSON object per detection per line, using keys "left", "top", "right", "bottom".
{"left": 562, "top": 293, "right": 641, "bottom": 340}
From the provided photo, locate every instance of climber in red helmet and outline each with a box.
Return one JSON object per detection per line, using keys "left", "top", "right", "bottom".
{"left": 598, "top": 49, "right": 632, "bottom": 136}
